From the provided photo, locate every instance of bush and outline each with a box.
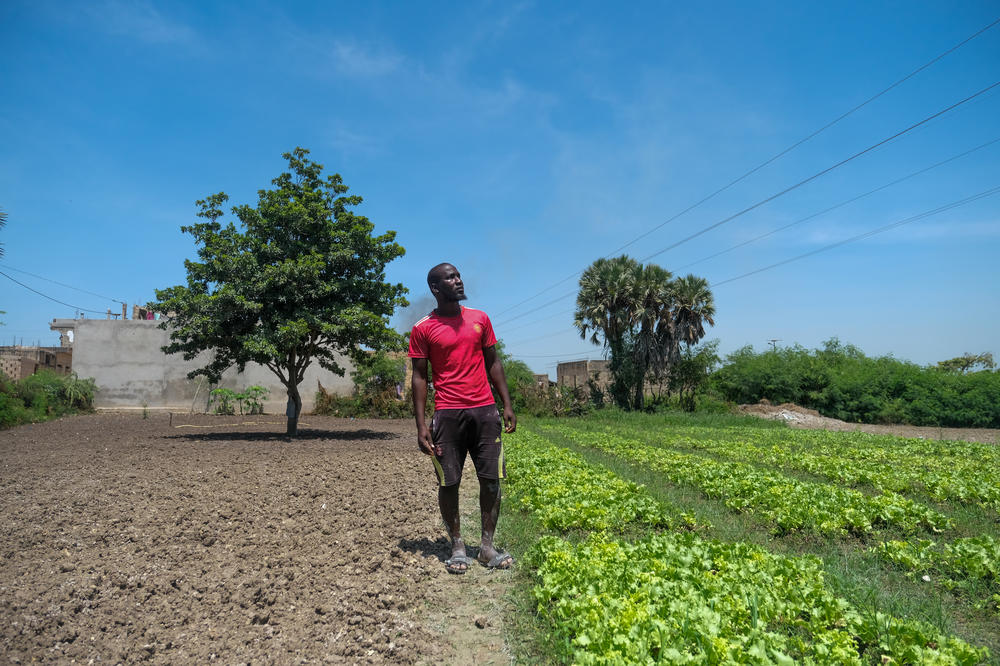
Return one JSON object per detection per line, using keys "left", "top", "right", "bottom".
{"left": 209, "top": 385, "right": 271, "bottom": 415}
{"left": 0, "top": 371, "right": 96, "bottom": 429}
{"left": 314, "top": 351, "right": 413, "bottom": 419}
{"left": 710, "top": 339, "right": 1000, "bottom": 428}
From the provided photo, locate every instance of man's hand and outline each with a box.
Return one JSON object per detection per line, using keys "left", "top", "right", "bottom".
{"left": 502, "top": 406, "right": 517, "bottom": 433}
{"left": 416, "top": 423, "right": 439, "bottom": 456}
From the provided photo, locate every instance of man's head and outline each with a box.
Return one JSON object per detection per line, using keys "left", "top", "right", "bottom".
{"left": 427, "top": 263, "right": 467, "bottom": 303}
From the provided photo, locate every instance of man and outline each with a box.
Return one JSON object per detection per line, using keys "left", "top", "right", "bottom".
{"left": 409, "top": 263, "right": 516, "bottom": 574}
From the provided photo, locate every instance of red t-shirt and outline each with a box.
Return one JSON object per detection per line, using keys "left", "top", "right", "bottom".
{"left": 408, "top": 307, "right": 497, "bottom": 410}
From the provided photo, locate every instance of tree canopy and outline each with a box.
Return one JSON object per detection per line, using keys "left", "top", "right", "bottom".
{"left": 152, "top": 148, "right": 408, "bottom": 435}
{"left": 574, "top": 255, "right": 715, "bottom": 410}
{"left": 936, "top": 352, "right": 995, "bottom": 374}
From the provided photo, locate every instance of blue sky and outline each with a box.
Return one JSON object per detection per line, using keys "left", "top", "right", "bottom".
{"left": 2, "top": 1, "right": 998, "bottom": 377}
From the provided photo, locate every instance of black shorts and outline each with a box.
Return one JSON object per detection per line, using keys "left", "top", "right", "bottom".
{"left": 430, "top": 405, "right": 506, "bottom": 487}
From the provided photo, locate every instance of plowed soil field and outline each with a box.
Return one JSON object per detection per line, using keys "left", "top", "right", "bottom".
{"left": 1, "top": 412, "right": 513, "bottom": 664}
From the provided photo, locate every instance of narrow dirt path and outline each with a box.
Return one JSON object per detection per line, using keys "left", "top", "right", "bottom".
{"left": 0, "top": 412, "right": 513, "bottom": 664}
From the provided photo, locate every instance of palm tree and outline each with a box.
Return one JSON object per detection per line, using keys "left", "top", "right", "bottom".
{"left": 575, "top": 256, "right": 642, "bottom": 408}
{"left": 630, "top": 263, "right": 673, "bottom": 409}
{"left": 574, "top": 255, "right": 640, "bottom": 349}
{"left": 671, "top": 274, "right": 716, "bottom": 349}
{"left": 574, "top": 257, "right": 676, "bottom": 410}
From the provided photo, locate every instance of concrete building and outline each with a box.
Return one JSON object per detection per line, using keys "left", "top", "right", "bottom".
{"left": 49, "top": 318, "right": 353, "bottom": 413}
{"left": 557, "top": 359, "right": 611, "bottom": 391}
{"left": 0, "top": 346, "right": 72, "bottom": 381}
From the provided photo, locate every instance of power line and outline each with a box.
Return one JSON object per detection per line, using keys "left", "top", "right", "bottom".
{"left": 495, "top": 289, "right": 576, "bottom": 326}
{"left": 0, "top": 263, "right": 126, "bottom": 304}
{"left": 513, "top": 351, "right": 596, "bottom": 359}
{"left": 678, "top": 135, "right": 1000, "bottom": 270}
{"left": 0, "top": 270, "right": 110, "bottom": 315}
{"left": 499, "top": 81, "right": 999, "bottom": 330}
{"left": 611, "top": 16, "right": 1000, "bottom": 260}
{"left": 641, "top": 79, "right": 1000, "bottom": 263}
{"left": 498, "top": 184, "right": 1000, "bottom": 344}
{"left": 492, "top": 16, "right": 1000, "bottom": 318}
{"left": 710, "top": 184, "right": 1000, "bottom": 288}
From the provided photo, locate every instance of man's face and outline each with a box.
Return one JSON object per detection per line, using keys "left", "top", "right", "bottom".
{"left": 431, "top": 264, "right": 467, "bottom": 302}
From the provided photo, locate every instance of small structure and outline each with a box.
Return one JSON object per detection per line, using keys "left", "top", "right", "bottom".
{"left": 557, "top": 359, "right": 611, "bottom": 391}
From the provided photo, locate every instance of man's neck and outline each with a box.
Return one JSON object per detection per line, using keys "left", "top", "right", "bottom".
{"left": 434, "top": 302, "right": 462, "bottom": 317}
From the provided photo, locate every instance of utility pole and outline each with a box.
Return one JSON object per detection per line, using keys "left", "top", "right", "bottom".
{"left": 767, "top": 339, "right": 781, "bottom": 352}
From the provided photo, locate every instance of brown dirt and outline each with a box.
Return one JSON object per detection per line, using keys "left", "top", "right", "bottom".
{"left": 737, "top": 401, "right": 1000, "bottom": 445}
{"left": 0, "top": 412, "right": 514, "bottom": 664}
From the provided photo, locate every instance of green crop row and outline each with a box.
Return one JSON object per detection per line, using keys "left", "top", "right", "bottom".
{"left": 509, "top": 427, "right": 989, "bottom": 664}
{"left": 602, "top": 423, "right": 1000, "bottom": 512}
{"left": 503, "top": 429, "right": 692, "bottom": 532}
{"left": 876, "top": 537, "right": 1000, "bottom": 615}
{"left": 530, "top": 533, "right": 987, "bottom": 665}
{"left": 539, "top": 425, "right": 952, "bottom": 536}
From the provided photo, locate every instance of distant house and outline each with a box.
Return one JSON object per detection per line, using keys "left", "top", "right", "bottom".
{"left": 0, "top": 345, "right": 72, "bottom": 381}
{"left": 556, "top": 359, "right": 611, "bottom": 391}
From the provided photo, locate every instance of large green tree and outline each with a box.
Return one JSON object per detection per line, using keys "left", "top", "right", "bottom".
{"left": 153, "top": 148, "right": 408, "bottom": 435}
{"left": 574, "top": 256, "right": 715, "bottom": 410}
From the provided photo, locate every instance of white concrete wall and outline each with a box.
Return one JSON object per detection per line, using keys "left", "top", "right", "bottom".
{"left": 69, "top": 319, "right": 354, "bottom": 413}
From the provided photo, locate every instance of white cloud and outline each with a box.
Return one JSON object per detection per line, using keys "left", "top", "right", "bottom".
{"left": 87, "top": 0, "right": 196, "bottom": 45}
{"left": 330, "top": 40, "right": 403, "bottom": 78}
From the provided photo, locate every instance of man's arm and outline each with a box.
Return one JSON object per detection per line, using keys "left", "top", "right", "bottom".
{"left": 483, "top": 345, "right": 516, "bottom": 433}
{"left": 411, "top": 358, "right": 437, "bottom": 455}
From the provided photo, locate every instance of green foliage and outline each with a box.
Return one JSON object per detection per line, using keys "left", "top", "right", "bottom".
{"left": 574, "top": 256, "right": 715, "bottom": 411}
{"left": 668, "top": 339, "right": 721, "bottom": 411}
{"left": 611, "top": 422, "right": 1000, "bottom": 513}
{"left": 492, "top": 341, "right": 601, "bottom": 417}
{"left": 242, "top": 385, "right": 268, "bottom": 414}
{"left": 151, "top": 148, "right": 407, "bottom": 433}
{"left": 313, "top": 353, "right": 410, "bottom": 418}
{"left": 542, "top": 423, "right": 952, "bottom": 536}
{"left": 711, "top": 338, "right": 1000, "bottom": 427}
{"left": 937, "top": 352, "right": 995, "bottom": 374}
{"left": 209, "top": 388, "right": 238, "bottom": 415}
{"left": 531, "top": 533, "right": 986, "bottom": 665}
{"left": 0, "top": 371, "right": 96, "bottom": 428}
{"left": 208, "top": 386, "right": 270, "bottom": 415}
{"left": 509, "top": 423, "right": 989, "bottom": 665}
{"left": 208, "top": 385, "right": 270, "bottom": 415}
{"left": 877, "top": 536, "right": 1000, "bottom": 612}
{"left": 505, "top": 428, "right": 692, "bottom": 531}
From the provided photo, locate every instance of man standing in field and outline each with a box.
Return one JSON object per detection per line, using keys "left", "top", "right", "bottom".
{"left": 409, "top": 262, "right": 516, "bottom": 574}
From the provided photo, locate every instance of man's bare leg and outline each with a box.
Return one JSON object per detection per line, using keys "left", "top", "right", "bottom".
{"left": 477, "top": 478, "right": 513, "bottom": 568}
{"left": 439, "top": 484, "right": 469, "bottom": 572}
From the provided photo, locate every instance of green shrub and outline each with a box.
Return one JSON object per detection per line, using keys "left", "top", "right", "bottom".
{"left": 0, "top": 371, "right": 96, "bottom": 429}
{"left": 209, "top": 387, "right": 238, "bottom": 415}
{"left": 710, "top": 339, "right": 1000, "bottom": 428}
{"left": 242, "top": 385, "right": 268, "bottom": 414}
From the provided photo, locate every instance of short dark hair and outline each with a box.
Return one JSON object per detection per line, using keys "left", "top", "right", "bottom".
{"left": 427, "top": 262, "right": 455, "bottom": 289}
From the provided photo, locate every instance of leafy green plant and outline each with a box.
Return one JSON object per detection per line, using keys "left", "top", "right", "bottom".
{"left": 0, "top": 371, "right": 96, "bottom": 428}
{"left": 241, "top": 385, "right": 269, "bottom": 414}
{"left": 542, "top": 424, "right": 952, "bottom": 536}
{"left": 509, "top": 425, "right": 988, "bottom": 665}
{"left": 209, "top": 388, "right": 238, "bottom": 415}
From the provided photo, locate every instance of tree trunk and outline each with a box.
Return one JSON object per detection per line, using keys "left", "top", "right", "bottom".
{"left": 285, "top": 383, "right": 303, "bottom": 437}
